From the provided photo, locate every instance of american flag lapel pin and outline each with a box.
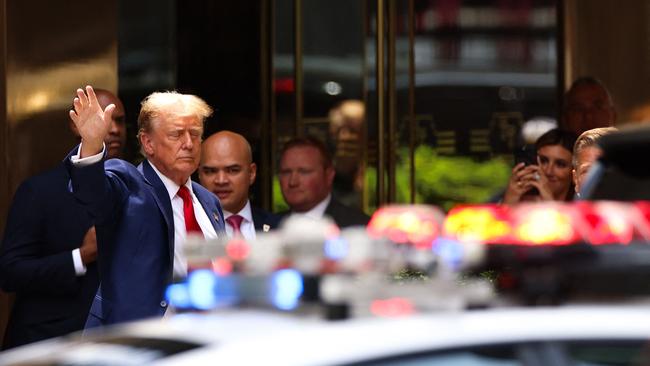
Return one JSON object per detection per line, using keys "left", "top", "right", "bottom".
{"left": 263, "top": 224, "right": 270, "bottom": 232}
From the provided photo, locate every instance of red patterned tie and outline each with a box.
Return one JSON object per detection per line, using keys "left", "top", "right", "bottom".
{"left": 226, "top": 215, "right": 244, "bottom": 237}
{"left": 177, "top": 186, "right": 203, "bottom": 234}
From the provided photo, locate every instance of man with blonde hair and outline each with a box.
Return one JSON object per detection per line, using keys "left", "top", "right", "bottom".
{"left": 66, "top": 86, "right": 225, "bottom": 327}
{"left": 573, "top": 126, "right": 618, "bottom": 194}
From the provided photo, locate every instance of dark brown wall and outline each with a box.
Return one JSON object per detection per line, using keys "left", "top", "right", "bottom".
{"left": 564, "top": 0, "right": 650, "bottom": 123}
{"left": 0, "top": 0, "right": 117, "bottom": 346}
{"left": 176, "top": 1, "right": 271, "bottom": 208}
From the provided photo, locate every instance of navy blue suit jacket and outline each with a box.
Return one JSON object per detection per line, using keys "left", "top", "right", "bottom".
{"left": 251, "top": 206, "right": 281, "bottom": 231}
{"left": 0, "top": 164, "right": 99, "bottom": 349}
{"left": 65, "top": 148, "right": 225, "bottom": 327}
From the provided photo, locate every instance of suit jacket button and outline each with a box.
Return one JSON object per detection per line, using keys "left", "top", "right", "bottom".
{"left": 160, "top": 300, "right": 168, "bottom": 308}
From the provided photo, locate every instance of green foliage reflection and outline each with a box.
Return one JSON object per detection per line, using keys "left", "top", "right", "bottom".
{"left": 273, "top": 146, "right": 511, "bottom": 214}
{"left": 365, "top": 146, "right": 510, "bottom": 212}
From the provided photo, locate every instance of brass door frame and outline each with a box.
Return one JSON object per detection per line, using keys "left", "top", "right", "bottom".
{"left": 284, "top": 0, "right": 417, "bottom": 209}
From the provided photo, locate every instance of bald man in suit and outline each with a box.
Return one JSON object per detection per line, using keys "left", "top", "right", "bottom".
{"left": 199, "top": 131, "right": 280, "bottom": 239}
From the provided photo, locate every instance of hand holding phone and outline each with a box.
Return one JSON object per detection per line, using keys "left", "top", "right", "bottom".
{"left": 514, "top": 144, "right": 537, "bottom": 166}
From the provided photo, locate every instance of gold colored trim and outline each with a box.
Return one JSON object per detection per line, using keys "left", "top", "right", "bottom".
{"left": 376, "top": 0, "right": 385, "bottom": 206}
{"left": 294, "top": 0, "right": 303, "bottom": 136}
{"left": 408, "top": 0, "right": 416, "bottom": 203}
{"left": 261, "top": 0, "right": 273, "bottom": 210}
{"left": 361, "top": 0, "right": 369, "bottom": 212}
{"left": 387, "top": 0, "right": 397, "bottom": 203}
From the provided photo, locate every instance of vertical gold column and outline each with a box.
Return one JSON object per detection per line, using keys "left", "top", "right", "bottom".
{"left": 387, "top": 0, "right": 397, "bottom": 203}
{"left": 261, "top": 0, "right": 273, "bottom": 210}
{"left": 361, "top": 0, "right": 370, "bottom": 211}
{"left": 293, "top": 0, "right": 304, "bottom": 136}
{"left": 408, "top": 0, "right": 416, "bottom": 204}
{"left": 0, "top": 0, "right": 7, "bottom": 236}
{"left": 561, "top": 0, "right": 576, "bottom": 91}
{"left": 376, "top": 0, "right": 386, "bottom": 206}
{"left": 0, "top": 0, "right": 10, "bottom": 347}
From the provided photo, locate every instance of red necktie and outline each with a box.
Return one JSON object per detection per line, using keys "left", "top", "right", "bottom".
{"left": 177, "top": 186, "right": 203, "bottom": 234}
{"left": 226, "top": 214, "right": 244, "bottom": 237}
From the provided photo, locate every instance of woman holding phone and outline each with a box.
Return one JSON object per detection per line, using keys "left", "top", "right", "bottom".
{"left": 503, "top": 128, "right": 578, "bottom": 204}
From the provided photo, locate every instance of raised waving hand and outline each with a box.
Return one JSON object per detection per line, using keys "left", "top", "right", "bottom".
{"left": 69, "top": 85, "right": 116, "bottom": 158}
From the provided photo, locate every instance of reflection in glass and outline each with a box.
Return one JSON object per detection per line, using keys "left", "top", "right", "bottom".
{"left": 272, "top": 0, "right": 557, "bottom": 214}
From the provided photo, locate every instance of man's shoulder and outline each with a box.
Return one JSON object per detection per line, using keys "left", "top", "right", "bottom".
{"left": 106, "top": 158, "right": 140, "bottom": 175}
{"left": 30, "top": 162, "right": 70, "bottom": 180}
{"left": 14, "top": 164, "right": 68, "bottom": 196}
{"left": 191, "top": 181, "right": 222, "bottom": 208}
{"left": 192, "top": 181, "right": 215, "bottom": 199}
{"left": 325, "top": 199, "right": 371, "bottom": 227}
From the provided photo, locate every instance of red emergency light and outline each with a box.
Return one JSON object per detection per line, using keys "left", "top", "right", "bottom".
{"left": 443, "top": 201, "right": 650, "bottom": 246}
{"left": 367, "top": 205, "right": 445, "bottom": 249}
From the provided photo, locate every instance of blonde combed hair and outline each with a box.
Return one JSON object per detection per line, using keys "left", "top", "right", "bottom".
{"left": 137, "top": 91, "right": 213, "bottom": 137}
{"left": 572, "top": 127, "right": 618, "bottom": 168}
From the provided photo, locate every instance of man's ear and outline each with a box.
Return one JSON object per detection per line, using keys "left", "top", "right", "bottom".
{"left": 325, "top": 166, "right": 335, "bottom": 187}
{"left": 249, "top": 163, "right": 257, "bottom": 185}
{"left": 140, "top": 132, "right": 154, "bottom": 156}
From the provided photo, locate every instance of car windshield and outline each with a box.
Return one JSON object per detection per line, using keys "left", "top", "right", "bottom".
{"left": 347, "top": 340, "right": 650, "bottom": 366}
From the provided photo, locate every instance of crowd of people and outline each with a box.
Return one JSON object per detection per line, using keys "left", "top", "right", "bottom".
{"left": 0, "top": 76, "right": 623, "bottom": 348}
{"left": 502, "top": 77, "right": 618, "bottom": 205}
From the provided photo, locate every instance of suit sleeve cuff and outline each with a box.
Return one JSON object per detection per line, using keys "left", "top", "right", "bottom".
{"left": 72, "top": 249, "right": 87, "bottom": 276}
{"left": 71, "top": 143, "right": 105, "bottom": 166}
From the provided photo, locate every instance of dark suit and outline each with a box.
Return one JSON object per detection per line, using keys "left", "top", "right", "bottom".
{"left": 65, "top": 148, "right": 225, "bottom": 327}
{"left": 251, "top": 206, "right": 281, "bottom": 231}
{"left": 324, "top": 198, "right": 370, "bottom": 228}
{"left": 0, "top": 164, "right": 99, "bottom": 349}
{"left": 282, "top": 198, "right": 370, "bottom": 229}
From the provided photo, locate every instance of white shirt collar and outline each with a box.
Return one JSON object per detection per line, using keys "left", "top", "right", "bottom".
{"left": 223, "top": 200, "right": 253, "bottom": 223}
{"left": 302, "top": 193, "right": 331, "bottom": 220}
{"left": 148, "top": 161, "right": 193, "bottom": 200}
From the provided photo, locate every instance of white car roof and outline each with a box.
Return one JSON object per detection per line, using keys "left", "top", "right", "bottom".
{"left": 3, "top": 305, "right": 650, "bottom": 366}
{"left": 161, "top": 305, "right": 650, "bottom": 365}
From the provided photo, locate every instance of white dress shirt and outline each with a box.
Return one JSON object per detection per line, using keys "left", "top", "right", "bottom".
{"left": 301, "top": 193, "right": 331, "bottom": 220}
{"left": 70, "top": 144, "right": 102, "bottom": 276}
{"left": 148, "top": 163, "right": 217, "bottom": 278}
{"left": 223, "top": 200, "right": 256, "bottom": 241}
{"left": 71, "top": 143, "right": 218, "bottom": 279}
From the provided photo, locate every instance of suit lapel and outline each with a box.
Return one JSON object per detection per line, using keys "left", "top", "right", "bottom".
{"left": 251, "top": 206, "right": 275, "bottom": 232}
{"left": 192, "top": 182, "right": 226, "bottom": 235}
{"left": 324, "top": 200, "right": 337, "bottom": 218}
{"left": 139, "top": 160, "right": 175, "bottom": 263}
{"left": 251, "top": 207, "right": 265, "bottom": 231}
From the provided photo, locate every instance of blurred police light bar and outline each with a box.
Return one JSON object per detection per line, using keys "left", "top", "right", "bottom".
{"left": 166, "top": 269, "right": 304, "bottom": 312}
{"left": 443, "top": 201, "right": 650, "bottom": 246}
{"left": 510, "top": 202, "right": 581, "bottom": 245}
{"left": 367, "top": 205, "right": 446, "bottom": 249}
{"left": 443, "top": 204, "right": 513, "bottom": 244}
{"left": 577, "top": 201, "right": 636, "bottom": 245}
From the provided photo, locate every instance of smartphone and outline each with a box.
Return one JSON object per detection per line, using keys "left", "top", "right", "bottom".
{"left": 514, "top": 144, "right": 537, "bottom": 166}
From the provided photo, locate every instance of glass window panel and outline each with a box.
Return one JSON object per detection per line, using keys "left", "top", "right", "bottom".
{"left": 406, "top": 0, "right": 557, "bottom": 210}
